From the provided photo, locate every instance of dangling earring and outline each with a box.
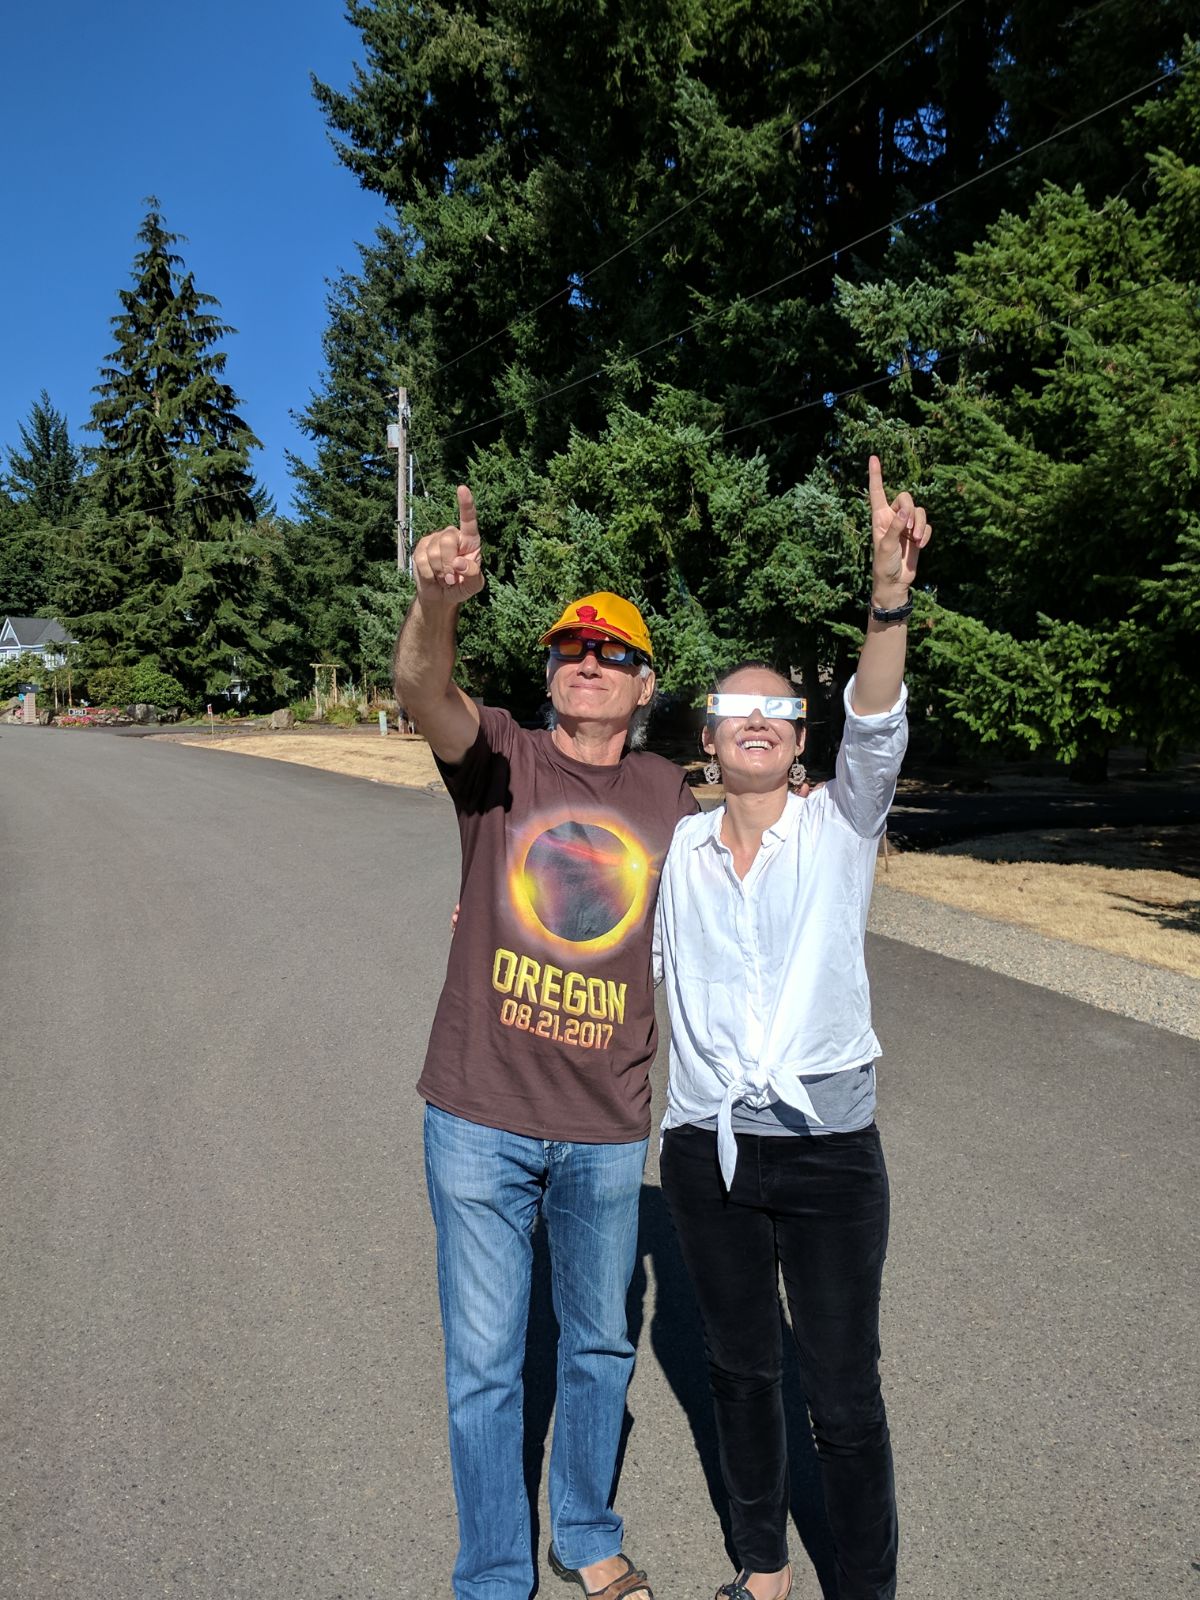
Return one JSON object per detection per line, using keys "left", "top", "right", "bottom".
{"left": 703, "top": 759, "right": 721, "bottom": 785}
{"left": 789, "top": 758, "right": 807, "bottom": 788}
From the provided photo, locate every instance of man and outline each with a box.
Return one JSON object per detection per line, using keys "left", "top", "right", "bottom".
{"left": 394, "top": 485, "right": 696, "bottom": 1600}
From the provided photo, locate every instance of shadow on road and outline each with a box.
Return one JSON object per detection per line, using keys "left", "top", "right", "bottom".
{"left": 520, "top": 1187, "right": 838, "bottom": 1599}
{"left": 885, "top": 786, "right": 1200, "bottom": 853}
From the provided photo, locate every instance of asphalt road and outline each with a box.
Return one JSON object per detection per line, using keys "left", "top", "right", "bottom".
{"left": 2, "top": 728, "right": 1197, "bottom": 1600}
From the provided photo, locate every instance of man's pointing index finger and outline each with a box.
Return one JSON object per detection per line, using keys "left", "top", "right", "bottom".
{"left": 457, "top": 484, "right": 480, "bottom": 546}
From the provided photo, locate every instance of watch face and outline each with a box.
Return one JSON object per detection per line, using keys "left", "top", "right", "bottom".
{"left": 706, "top": 692, "right": 807, "bottom": 721}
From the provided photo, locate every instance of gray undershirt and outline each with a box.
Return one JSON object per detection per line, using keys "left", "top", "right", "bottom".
{"left": 690, "top": 1062, "right": 876, "bottom": 1137}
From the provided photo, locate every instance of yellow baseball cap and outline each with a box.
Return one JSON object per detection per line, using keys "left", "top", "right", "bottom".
{"left": 538, "top": 592, "right": 653, "bottom": 660}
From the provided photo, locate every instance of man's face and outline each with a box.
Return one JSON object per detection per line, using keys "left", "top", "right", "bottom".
{"left": 546, "top": 630, "right": 656, "bottom": 730}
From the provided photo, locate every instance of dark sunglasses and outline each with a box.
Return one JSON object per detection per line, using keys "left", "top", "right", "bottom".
{"left": 548, "top": 636, "right": 648, "bottom": 667}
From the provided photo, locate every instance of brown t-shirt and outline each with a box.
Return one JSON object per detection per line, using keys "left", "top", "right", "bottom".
{"left": 418, "top": 706, "right": 699, "bottom": 1143}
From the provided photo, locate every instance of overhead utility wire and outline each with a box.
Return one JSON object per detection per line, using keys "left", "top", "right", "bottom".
{"left": 619, "top": 67, "right": 1185, "bottom": 366}
{"left": 427, "top": 61, "right": 1183, "bottom": 451}
{"left": 719, "top": 275, "right": 1182, "bottom": 439}
{"left": 428, "top": 0, "right": 971, "bottom": 380}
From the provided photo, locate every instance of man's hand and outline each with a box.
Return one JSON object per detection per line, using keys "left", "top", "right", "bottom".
{"left": 393, "top": 482, "right": 483, "bottom": 764}
{"left": 868, "top": 455, "right": 930, "bottom": 606}
{"left": 413, "top": 485, "right": 483, "bottom": 606}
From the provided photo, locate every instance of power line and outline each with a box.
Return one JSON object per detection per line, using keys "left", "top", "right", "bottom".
{"left": 428, "top": 0, "right": 972, "bottom": 380}
{"left": 622, "top": 67, "right": 1184, "bottom": 367}
{"left": 721, "top": 375, "right": 898, "bottom": 439}
{"left": 425, "top": 60, "right": 1183, "bottom": 453}
{"left": 719, "top": 275, "right": 1184, "bottom": 441}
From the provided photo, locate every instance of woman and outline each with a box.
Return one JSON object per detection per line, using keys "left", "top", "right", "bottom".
{"left": 655, "top": 457, "right": 929, "bottom": 1600}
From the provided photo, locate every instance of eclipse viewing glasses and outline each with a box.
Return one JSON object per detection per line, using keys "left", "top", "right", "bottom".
{"left": 548, "top": 636, "right": 648, "bottom": 666}
{"left": 706, "top": 692, "right": 808, "bottom": 721}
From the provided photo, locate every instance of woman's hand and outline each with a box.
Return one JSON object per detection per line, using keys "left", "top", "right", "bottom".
{"left": 868, "top": 455, "right": 930, "bottom": 606}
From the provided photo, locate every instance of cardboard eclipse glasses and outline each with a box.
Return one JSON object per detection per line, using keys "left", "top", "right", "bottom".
{"left": 707, "top": 692, "right": 808, "bottom": 721}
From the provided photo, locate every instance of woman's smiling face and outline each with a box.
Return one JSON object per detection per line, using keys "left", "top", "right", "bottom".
{"left": 703, "top": 666, "right": 805, "bottom": 796}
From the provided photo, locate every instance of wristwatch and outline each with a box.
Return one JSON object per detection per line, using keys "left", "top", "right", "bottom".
{"left": 870, "top": 596, "right": 914, "bottom": 623}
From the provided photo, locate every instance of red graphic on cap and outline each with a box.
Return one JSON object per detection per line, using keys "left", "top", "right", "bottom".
{"left": 574, "top": 604, "right": 632, "bottom": 642}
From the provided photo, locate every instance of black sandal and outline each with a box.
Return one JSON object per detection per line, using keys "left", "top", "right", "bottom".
{"left": 548, "top": 1545, "right": 654, "bottom": 1600}
{"left": 716, "top": 1568, "right": 793, "bottom": 1600}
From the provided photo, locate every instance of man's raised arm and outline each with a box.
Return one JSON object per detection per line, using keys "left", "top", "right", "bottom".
{"left": 392, "top": 484, "right": 484, "bottom": 766}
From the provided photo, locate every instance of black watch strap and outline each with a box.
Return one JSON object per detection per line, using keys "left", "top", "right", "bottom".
{"left": 870, "top": 596, "right": 914, "bottom": 623}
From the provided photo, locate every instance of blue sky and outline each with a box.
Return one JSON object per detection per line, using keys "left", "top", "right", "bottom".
{"left": 1, "top": 1, "right": 387, "bottom": 510}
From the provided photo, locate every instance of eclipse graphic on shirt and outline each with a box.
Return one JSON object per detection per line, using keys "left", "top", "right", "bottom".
{"left": 509, "top": 814, "right": 654, "bottom": 955}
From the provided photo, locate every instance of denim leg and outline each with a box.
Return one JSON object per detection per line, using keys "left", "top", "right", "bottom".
{"left": 541, "top": 1135, "right": 648, "bottom": 1570}
{"left": 423, "top": 1105, "right": 546, "bottom": 1600}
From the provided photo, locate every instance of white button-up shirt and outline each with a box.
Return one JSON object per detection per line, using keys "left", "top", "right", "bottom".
{"left": 655, "top": 677, "right": 908, "bottom": 1187}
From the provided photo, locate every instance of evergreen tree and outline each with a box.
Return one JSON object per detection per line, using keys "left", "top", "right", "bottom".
{"left": 0, "top": 490, "right": 55, "bottom": 615}
{"left": 1, "top": 391, "right": 83, "bottom": 616}
{"left": 295, "top": 0, "right": 966, "bottom": 666}
{"left": 830, "top": 45, "right": 1200, "bottom": 773}
{"left": 62, "top": 202, "right": 284, "bottom": 703}
{"left": 299, "top": 0, "right": 1200, "bottom": 732}
{"left": 287, "top": 257, "right": 408, "bottom": 671}
{"left": 6, "top": 391, "right": 83, "bottom": 523}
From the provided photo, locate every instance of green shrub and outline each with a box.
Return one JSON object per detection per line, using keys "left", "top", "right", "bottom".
{"left": 322, "top": 702, "right": 359, "bottom": 726}
{"left": 85, "top": 660, "right": 189, "bottom": 709}
{"left": 0, "top": 653, "right": 49, "bottom": 698}
{"left": 289, "top": 699, "right": 315, "bottom": 722}
{"left": 128, "top": 662, "right": 187, "bottom": 707}
{"left": 86, "top": 666, "right": 136, "bottom": 705}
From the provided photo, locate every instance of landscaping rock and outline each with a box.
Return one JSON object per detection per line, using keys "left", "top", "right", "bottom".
{"left": 270, "top": 708, "right": 295, "bottom": 730}
{"left": 127, "top": 702, "right": 159, "bottom": 724}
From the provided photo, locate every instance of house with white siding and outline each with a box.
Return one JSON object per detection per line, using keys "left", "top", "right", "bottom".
{"left": 0, "top": 616, "right": 74, "bottom": 668}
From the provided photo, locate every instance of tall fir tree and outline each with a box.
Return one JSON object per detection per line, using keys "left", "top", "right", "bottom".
{"left": 0, "top": 391, "right": 83, "bottom": 615}
{"left": 295, "top": 0, "right": 1198, "bottom": 698}
{"left": 828, "top": 43, "right": 1200, "bottom": 774}
{"left": 6, "top": 390, "right": 83, "bottom": 523}
{"left": 62, "top": 202, "right": 283, "bottom": 703}
{"left": 287, "top": 256, "right": 407, "bottom": 669}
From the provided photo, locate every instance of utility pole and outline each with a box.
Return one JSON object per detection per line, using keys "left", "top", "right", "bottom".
{"left": 387, "top": 387, "right": 410, "bottom": 572}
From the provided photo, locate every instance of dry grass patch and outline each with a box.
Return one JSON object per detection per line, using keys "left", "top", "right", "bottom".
{"left": 171, "top": 730, "right": 446, "bottom": 791}
{"left": 878, "top": 825, "right": 1200, "bottom": 979}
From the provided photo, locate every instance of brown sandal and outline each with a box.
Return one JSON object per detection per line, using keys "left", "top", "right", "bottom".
{"left": 548, "top": 1545, "right": 654, "bottom": 1600}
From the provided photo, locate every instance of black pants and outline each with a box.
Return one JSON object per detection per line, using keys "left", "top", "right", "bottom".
{"left": 660, "top": 1123, "right": 897, "bottom": 1600}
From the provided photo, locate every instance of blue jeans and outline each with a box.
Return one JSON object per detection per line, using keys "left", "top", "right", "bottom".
{"left": 423, "top": 1104, "right": 649, "bottom": 1600}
